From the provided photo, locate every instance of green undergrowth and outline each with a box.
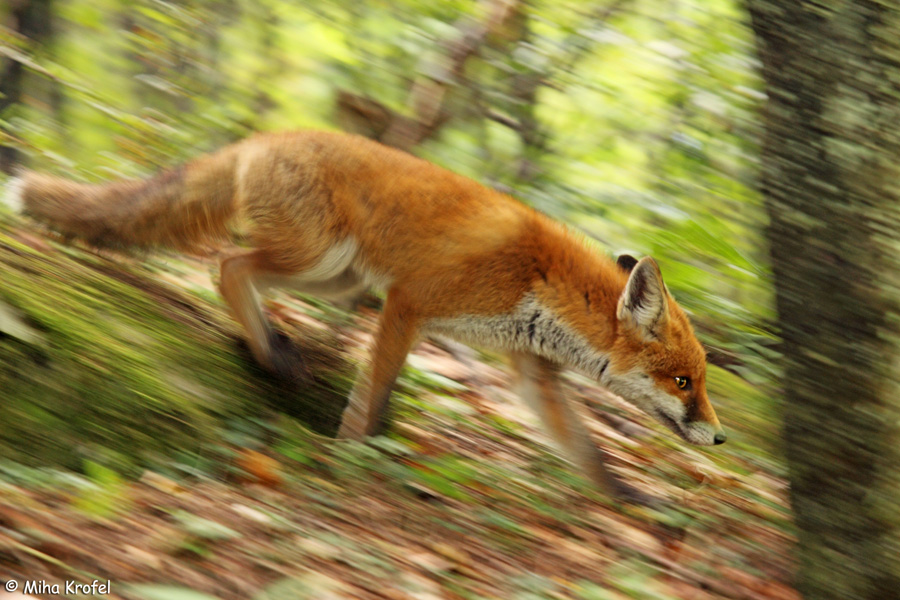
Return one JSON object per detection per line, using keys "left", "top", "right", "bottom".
{"left": 0, "top": 222, "right": 353, "bottom": 475}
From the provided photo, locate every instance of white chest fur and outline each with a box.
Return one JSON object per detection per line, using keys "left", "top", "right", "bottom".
{"left": 425, "top": 294, "right": 611, "bottom": 382}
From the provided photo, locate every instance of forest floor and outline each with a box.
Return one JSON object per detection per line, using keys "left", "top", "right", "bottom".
{"left": 0, "top": 216, "right": 798, "bottom": 600}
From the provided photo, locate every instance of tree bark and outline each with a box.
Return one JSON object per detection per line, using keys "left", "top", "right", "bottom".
{"left": 747, "top": 2, "right": 900, "bottom": 598}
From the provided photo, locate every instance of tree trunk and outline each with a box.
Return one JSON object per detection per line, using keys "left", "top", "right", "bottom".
{"left": 0, "top": 0, "right": 54, "bottom": 174}
{"left": 747, "top": 2, "right": 900, "bottom": 598}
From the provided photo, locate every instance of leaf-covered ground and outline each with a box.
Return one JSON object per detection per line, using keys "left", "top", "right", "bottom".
{"left": 0, "top": 217, "right": 797, "bottom": 600}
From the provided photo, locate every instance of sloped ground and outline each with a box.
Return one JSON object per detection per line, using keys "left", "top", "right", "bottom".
{"left": 0, "top": 216, "right": 797, "bottom": 600}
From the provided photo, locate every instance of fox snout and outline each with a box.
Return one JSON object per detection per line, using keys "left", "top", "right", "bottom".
{"left": 665, "top": 412, "right": 726, "bottom": 446}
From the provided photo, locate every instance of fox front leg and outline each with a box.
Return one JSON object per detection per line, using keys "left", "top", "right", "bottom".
{"left": 338, "top": 289, "right": 420, "bottom": 440}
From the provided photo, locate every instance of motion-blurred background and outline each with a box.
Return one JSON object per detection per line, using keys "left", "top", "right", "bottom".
{"left": 2, "top": 0, "right": 898, "bottom": 598}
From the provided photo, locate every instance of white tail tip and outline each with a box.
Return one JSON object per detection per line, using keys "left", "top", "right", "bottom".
{"left": 2, "top": 176, "right": 25, "bottom": 213}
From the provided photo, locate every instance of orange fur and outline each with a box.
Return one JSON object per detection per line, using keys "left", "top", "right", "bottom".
{"left": 15, "top": 130, "right": 724, "bottom": 501}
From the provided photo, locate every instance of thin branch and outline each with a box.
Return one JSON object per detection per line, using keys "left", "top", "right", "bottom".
{"left": 380, "top": 0, "right": 522, "bottom": 150}
{"left": 485, "top": 109, "right": 522, "bottom": 131}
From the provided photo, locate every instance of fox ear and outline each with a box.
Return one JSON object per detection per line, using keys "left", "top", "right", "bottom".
{"left": 617, "top": 257, "right": 669, "bottom": 337}
{"left": 616, "top": 254, "right": 639, "bottom": 273}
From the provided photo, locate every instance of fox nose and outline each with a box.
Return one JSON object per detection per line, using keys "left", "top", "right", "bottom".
{"left": 713, "top": 432, "right": 727, "bottom": 445}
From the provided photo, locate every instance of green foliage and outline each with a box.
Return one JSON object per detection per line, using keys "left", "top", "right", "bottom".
{"left": 72, "top": 460, "right": 130, "bottom": 519}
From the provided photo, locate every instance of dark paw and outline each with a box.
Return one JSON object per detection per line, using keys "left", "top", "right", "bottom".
{"left": 267, "top": 330, "right": 308, "bottom": 382}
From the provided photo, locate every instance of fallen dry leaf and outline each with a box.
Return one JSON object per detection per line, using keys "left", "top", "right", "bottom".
{"left": 234, "top": 449, "right": 283, "bottom": 488}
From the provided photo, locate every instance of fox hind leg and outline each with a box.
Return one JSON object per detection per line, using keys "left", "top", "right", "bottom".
{"left": 219, "top": 250, "right": 278, "bottom": 372}
{"left": 218, "top": 244, "right": 362, "bottom": 380}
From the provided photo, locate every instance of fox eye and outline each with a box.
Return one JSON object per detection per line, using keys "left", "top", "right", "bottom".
{"left": 674, "top": 376, "right": 691, "bottom": 390}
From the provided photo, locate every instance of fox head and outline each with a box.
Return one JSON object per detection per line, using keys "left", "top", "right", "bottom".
{"left": 605, "top": 255, "right": 725, "bottom": 446}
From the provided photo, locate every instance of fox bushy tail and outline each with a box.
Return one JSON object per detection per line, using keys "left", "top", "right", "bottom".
{"left": 4, "top": 145, "right": 241, "bottom": 252}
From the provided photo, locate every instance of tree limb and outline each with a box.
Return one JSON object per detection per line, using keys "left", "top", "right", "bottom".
{"left": 336, "top": 0, "right": 521, "bottom": 150}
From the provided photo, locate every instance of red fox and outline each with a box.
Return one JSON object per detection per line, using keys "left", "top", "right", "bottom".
{"left": 3, "top": 130, "right": 724, "bottom": 502}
